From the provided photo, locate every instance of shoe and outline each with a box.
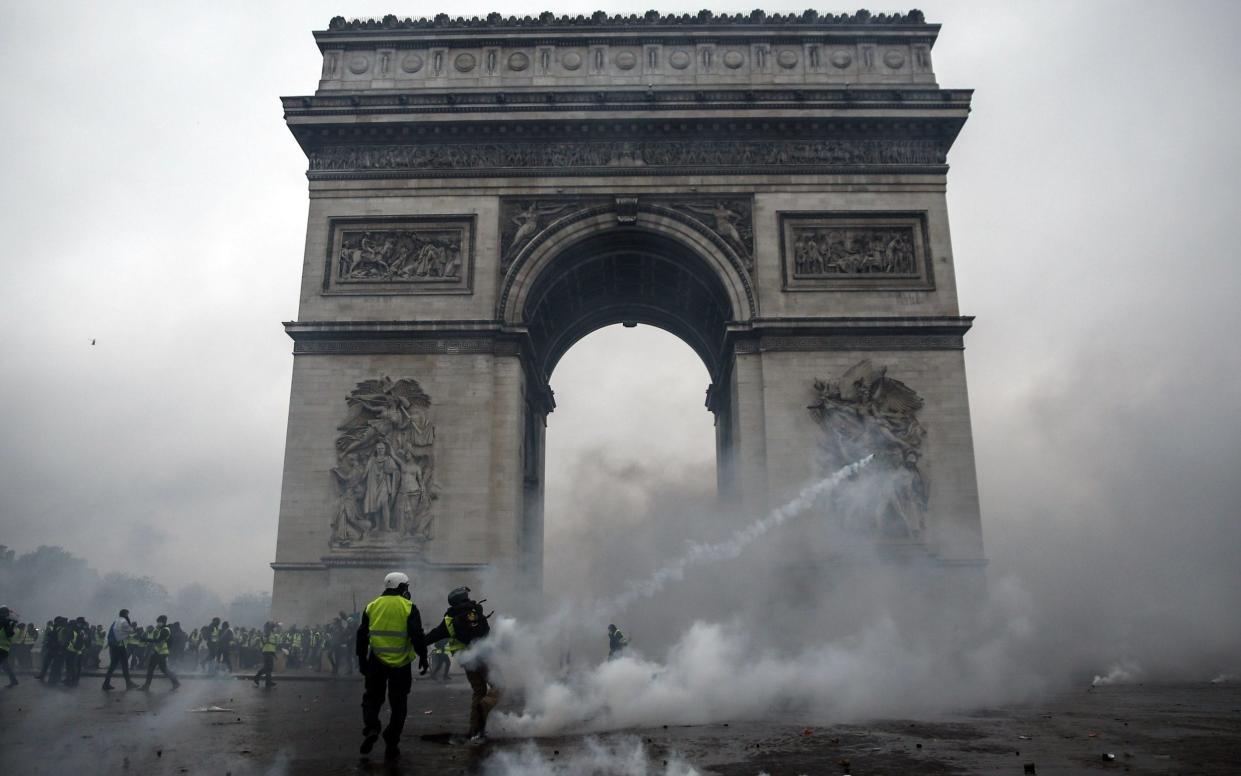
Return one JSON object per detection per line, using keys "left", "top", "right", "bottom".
{"left": 468, "top": 733, "right": 488, "bottom": 745}
{"left": 102, "top": 684, "right": 114, "bottom": 691}
{"left": 383, "top": 745, "right": 400, "bottom": 762}
{"left": 265, "top": 682, "right": 277, "bottom": 688}
{"left": 138, "top": 685, "right": 150, "bottom": 692}
{"left": 252, "top": 677, "right": 259, "bottom": 686}
{"left": 171, "top": 683, "right": 181, "bottom": 691}
{"left": 360, "top": 729, "right": 380, "bottom": 755}
{"left": 5, "top": 681, "right": 16, "bottom": 688}
{"left": 125, "top": 682, "right": 139, "bottom": 690}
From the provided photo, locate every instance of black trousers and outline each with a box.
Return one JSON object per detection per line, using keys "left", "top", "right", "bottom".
{"left": 103, "top": 644, "right": 132, "bottom": 686}
{"left": 0, "top": 649, "right": 16, "bottom": 684}
{"left": 63, "top": 652, "right": 81, "bottom": 685}
{"left": 254, "top": 653, "right": 276, "bottom": 685}
{"left": 361, "top": 656, "right": 412, "bottom": 746}
{"left": 143, "top": 654, "right": 179, "bottom": 687}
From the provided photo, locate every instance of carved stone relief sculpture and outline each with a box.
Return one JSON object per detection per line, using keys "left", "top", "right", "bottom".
{"left": 331, "top": 377, "right": 440, "bottom": 551}
{"left": 780, "top": 213, "right": 933, "bottom": 291}
{"left": 662, "top": 198, "right": 755, "bottom": 270}
{"left": 498, "top": 195, "right": 755, "bottom": 272}
{"left": 324, "top": 217, "right": 474, "bottom": 295}
{"left": 808, "top": 360, "right": 928, "bottom": 540}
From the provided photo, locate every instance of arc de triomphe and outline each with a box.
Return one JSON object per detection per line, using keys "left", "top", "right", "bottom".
{"left": 271, "top": 10, "right": 984, "bottom": 623}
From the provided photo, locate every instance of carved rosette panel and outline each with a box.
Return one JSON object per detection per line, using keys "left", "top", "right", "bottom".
{"left": 498, "top": 194, "right": 755, "bottom": 273}
{"left": 779, "top": 212, "right": 934, "bottom": 291}
{"left": 330, "top": 377, "right": 440, "bottom": 552}
{"left": 324, "top": 217, "right": 474, "bottom": 295}
{"left": 309, "top": 138, "right": 946, "bottom": 177}
{"left": 808, "top": 360, "right": 929, "bottom": 541}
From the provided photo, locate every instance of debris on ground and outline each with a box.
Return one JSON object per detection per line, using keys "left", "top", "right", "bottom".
{"left": 188, "top": 706, "right": 233, "bottom": 713}
{"left": 1101, "top": 752, "right": 1116, "bottom": 762}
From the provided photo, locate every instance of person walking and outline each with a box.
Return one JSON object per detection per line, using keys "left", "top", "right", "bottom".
{"left": 139, "top": 615, "right": 180, "bottom": 691}
{"left": 0, "top": 606, "right": 19, "bottom": 687}
{"left": 355, "top": 572, "right": 428, "bottom": 761}
{"left": 102, "top": 609, "right": 139, "bottom": 691}
{"left": 424, "top": 586, "right": 499, "bottom": 743}
{"left": 252, "top": 622, "right": 280, "bottom": 688}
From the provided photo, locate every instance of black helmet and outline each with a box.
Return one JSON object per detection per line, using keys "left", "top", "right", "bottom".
{"left": 447, "top": 586, "right": 472, "bottom": 606}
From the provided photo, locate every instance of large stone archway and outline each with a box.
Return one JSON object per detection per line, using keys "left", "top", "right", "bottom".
{"left": 270, "top": 10, "right": 985, "bottom": 623}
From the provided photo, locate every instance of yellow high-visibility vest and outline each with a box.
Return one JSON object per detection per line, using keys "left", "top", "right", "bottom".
{"left": 364, "top": 595, "right": 413, "bottom": 667}
{"left": 442, "top": 616, "right": 467, "bottom": 655}
{"left": 151, "top": 626, "right": 171, "bottom": 656}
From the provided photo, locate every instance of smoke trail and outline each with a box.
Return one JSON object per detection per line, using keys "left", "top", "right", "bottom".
{"left": 602, "top": 456, "right": 873, "bottom": 615}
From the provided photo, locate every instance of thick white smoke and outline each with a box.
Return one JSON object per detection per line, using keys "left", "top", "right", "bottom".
{"left": 458, "top": 459, "right": 1050, "bottom": 739}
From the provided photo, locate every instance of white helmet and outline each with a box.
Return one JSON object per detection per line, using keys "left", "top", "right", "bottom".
{"left": 384, "top": 571, "right": 410, "bottom": 590}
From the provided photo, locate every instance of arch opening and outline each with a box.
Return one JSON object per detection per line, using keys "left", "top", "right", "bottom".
{"left": 522, "top": 228, "right": 735, "bottom": 384}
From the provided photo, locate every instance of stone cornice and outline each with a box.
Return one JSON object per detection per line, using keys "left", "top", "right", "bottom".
{"left": 322, "top": 10, "right": 933, "bottom": 35}
{"left": 726, "top": 315, "right": 973, "bottom": 354}
{"left": 283, "top": 88, "right": 972, "bottom": 117}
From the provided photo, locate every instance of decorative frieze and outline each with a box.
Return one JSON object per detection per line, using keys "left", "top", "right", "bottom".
{"left": 323, "top": 216, "right": 474, "bottom": 295}
{"left": 779, "top": 212, "right": 934, "bottom": 292}
{"left": 309, "top": 138, "right": 945, "bottom": 179}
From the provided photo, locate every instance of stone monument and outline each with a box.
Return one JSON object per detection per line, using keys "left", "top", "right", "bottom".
{"left": 271, "top": 9, "right": 985, "bottom": 623}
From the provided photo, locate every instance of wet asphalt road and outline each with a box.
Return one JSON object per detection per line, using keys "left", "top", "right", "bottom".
{"left": 1, "top": 671, "right": 1239, "bottom": 775}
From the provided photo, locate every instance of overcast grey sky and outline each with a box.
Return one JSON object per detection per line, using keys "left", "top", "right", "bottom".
{"left": 1, "top": 0, "right": 1238, "bottom": 631}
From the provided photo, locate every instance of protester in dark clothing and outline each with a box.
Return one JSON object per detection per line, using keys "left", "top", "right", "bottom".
{"left": 217, "top": 621, "right": 234, "bottom": 673}
{"left": 355, "top": 572, "right": 428, "bottom": 761}
{"left": 103, "top": 609, "right": 139, "bottom": 691}
{"left": 42, "top": 617, "right": 70, "bottom": 685}
{"left": 424, "top": 586, "right": 499, "bottom": 742}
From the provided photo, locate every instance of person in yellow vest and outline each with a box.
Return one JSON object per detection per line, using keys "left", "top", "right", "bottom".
{"left": 62, "top": 618, "right": 87, "bottom": 686}
{"left": 0, "top": 606, "right": 18, "bottom": 687}
{"left": 139, "top": 615, "right": 180, "bottom": 691}
{"left": 15, "top": 622, "right": 38, "bottom": 670}
{"left": 355, "top": 571, "right": 428, "bottom": 762}
{"left": 252, "top": 622, "right": 280, "bottom": 688}
{"left": 423, "top": 586, "right": 499, "bottom": 743}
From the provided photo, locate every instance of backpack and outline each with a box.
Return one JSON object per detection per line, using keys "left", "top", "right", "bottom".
{"left": 449, "top": 601, "right": 491, "bottom": 645}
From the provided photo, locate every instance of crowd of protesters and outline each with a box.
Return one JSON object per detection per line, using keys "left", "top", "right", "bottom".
{"left": 1, "top": 606, "right": 455, "bottom": 690}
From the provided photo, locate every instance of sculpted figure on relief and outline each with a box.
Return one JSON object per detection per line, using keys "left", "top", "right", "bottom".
{"left": 331, "top": 377, "right": 439, "bottom": 549}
